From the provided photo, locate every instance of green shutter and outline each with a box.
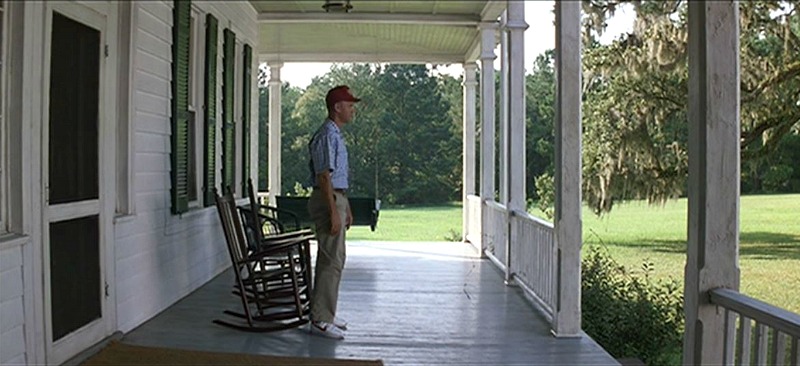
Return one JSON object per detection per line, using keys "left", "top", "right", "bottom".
{"left": 170, "top": 0, "right": 191, "bottom": 214}
{"left": 203, "top": 14, "right": 218, "bottom": 206}
{"left": 241, "top": 44, "right": 252, "bottom": 193}
{"left": 221, "top": 28, "right": 235, "bottom": 192}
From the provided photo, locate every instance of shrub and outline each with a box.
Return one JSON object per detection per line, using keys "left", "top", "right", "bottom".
{"left": 582, "top": 246, "right": 684, "bottom": 365}
{"left": 534, "top": 173, "right": 555, "bottom": 219}
{"left": 762, "top": 164, "right": 793, "bottom": 193}
{"left": 443, "top": 229, "right": 461, "bottom": 242}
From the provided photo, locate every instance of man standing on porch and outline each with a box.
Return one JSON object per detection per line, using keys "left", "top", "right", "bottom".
{"left": 306, "top": 85, "right": 360, "bottom": 339}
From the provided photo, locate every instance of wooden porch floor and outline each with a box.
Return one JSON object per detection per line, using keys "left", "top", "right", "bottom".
{"left": 122, "top": 241, "right": 618, "bottom": 365}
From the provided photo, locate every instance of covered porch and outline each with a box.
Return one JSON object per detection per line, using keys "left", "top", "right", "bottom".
{"left": 102, "top": 0, "right": 798, "bottom": 364}
{"left": 120, "top": 241, "right": 617, "bottom": 365}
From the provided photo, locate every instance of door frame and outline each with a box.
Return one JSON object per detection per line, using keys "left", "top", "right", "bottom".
{"left": 40, "top": 2, "right": 117, "bottom": 364}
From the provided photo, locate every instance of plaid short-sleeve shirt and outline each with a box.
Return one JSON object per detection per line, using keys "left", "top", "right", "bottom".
{"left": 308, "top": 119, "right": 349, "bottom": 190}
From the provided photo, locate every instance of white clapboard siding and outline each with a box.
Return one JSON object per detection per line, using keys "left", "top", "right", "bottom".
{"left": 114, "top": 0, "right": 257, "bottom": 333}
{"left": 0, "top": 244, "right": 25, "bottom": 365}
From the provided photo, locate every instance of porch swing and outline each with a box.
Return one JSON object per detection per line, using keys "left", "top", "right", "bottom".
{"left": 275, "top": 153, "right": 381, "bottom": 231}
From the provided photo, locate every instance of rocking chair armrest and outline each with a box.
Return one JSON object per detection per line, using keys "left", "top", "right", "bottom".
{"left": 261, "top": 229, "right": 314, "bottom": 241}
{"left": 249, "top": 236, "right": 311, "bottom": 257}
{"left": 250, "top": 203, "right": 302, "bottom": 231}
{"left": 245, "top": 241, "right": 300, "bottom": 260}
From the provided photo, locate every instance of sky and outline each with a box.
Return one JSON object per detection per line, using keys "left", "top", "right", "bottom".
{"left": 277, "top": 2, "right": 634, "bottom": 88}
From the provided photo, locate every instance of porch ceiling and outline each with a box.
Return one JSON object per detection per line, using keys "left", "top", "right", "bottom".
{"left": 251, "top": 0, "right": 505, "bottom": 63}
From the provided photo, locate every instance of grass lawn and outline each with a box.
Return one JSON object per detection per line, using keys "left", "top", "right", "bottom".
{"left": 347, "top": 194, "right": 800, "bottom": 313}
{"left": 348, "top": 202, "right": 463, "bottom": 242}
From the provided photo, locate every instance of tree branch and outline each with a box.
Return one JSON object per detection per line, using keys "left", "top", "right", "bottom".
{"left": 742, "top": 61, "right": 800, "bottom": 102}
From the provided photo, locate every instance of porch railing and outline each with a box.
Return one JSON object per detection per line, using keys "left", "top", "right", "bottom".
{"left": 510, "top": 210, "right": 556, "bottom": 320}
{"left": 483, "top": 200, "right": 508, "bottom": 273}
{"left": 710, "top": 288, "right": 800, "bottom": 365}
{"left": 465, "top": 197, "right": 557, "bottom": 321}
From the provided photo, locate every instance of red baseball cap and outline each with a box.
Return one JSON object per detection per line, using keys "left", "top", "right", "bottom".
{"left": 326, "top": 85, "right": 361, "bottom": 109}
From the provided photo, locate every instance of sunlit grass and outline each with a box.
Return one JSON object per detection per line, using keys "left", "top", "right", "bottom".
{"left": 583, "top": 194, "right": 800, "bottom": 314}
{"left": 347, "top": 202, "right": 463, "bottom": 242}
{"left": 347, "top": 194, "right": 800, "bottom": 313}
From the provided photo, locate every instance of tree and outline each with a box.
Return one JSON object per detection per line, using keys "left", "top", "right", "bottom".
{"left": 580, "top": 0, "right": 800, "bottom": 214}
{"left": 526, "top": 51, "right": 557, "bottom": 203}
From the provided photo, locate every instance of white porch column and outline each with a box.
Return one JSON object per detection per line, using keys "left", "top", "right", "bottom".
{"left": 507, "top": 0, "right": 527, "bottom": 212}
{"left": 553, "top": 1, "right": 582, "bottom": 338}
{"left": 499, "top": 12, "right": 509, "bottom": 205}
{"left": 267, "top": 62, "right": 283, "bottom": 205}
{"left": 505, "top": 1, "right": 528, "bottom": 284}
{"left": 684, "top": 2, "right": 741, "bottom": 364}
{"left": 479, "top": 22, "right": 497, "bottom": 255}
{"left": 462, "top": 63, "right": 478, "bottom": 241}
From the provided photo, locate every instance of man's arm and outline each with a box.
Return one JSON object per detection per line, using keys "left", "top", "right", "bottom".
{"left": 315, "top": 170, "right": 342, "bottom": 235}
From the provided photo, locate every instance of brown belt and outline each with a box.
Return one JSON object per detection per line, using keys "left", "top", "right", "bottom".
{"left": 333, "top": 189, "right": 347, "bottom": 195}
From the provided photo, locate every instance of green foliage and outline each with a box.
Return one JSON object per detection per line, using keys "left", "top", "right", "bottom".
{"left": 274, "top": 64, "right": 460, "bottom": 205}
{"left": 581, "top": 0, "right": 800, "bottom": 213}
{"left": 582, "top": 245, "right": 684, "bottom": 365}
{"left": 533, "top": 173, "right": 555, "bottom": 220}
{"left": 443, "top": 229, "right": 462, "bottom": 242}
{"left": 290, "top": 182, "right": 312, "bottom": 197}
{"left": 526, "top": 51, "right": 557, "bottom": 201}
{"left": 257, "top": 0, "right": 800, "bottom": 209}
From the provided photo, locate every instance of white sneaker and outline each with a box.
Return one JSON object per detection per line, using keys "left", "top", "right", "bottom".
{"left": 333, "top": 316, "right": 348, "bottom": 330}
{"left": 310, "top": 321, "right": 345, "bottom": 340}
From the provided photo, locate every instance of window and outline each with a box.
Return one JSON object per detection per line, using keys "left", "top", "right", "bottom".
{"left": 1, "top": 0, "right": 6, "bottom": 233}
{"left": 116, "top": 2, "right": 134, "bottom": 216}
{"left": 187, "top": 5, "right": 206, "bottom": 207}
{"left": 1, "top": 0, "right": 22, "bottom": 235}
{"left": 170, "top": 2, "right": 254, "bottom": 212}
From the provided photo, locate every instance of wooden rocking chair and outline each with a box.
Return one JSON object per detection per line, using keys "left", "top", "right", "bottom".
{"left": 213, "top": 188, "right": 311, "bottom": 332}
{"left": 237, "top": 179, "right": 314, "bottom": 315}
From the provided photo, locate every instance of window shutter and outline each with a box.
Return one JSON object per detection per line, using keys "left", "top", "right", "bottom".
{"left": 170, "top": 0, "right": 191, "bottom": 214}
{"left": 221, "top": 28, "right": 235, "bottom": 192}
{"left": 203, "top": 14, "right": 218, "bottom": 206}
{"left": 241, "top": 44, "right": 252, "bottom": 193}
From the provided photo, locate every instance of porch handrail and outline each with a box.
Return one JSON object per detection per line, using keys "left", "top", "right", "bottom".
{"left": 509, "top": 209, "right": 555, "bottom": 321}
{"left": 709, "top": 288, "right": 800, "bottom": 365}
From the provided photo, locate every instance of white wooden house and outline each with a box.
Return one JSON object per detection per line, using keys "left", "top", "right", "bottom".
{"left": 1, "top": 1, "right": 797, "bottom": 365}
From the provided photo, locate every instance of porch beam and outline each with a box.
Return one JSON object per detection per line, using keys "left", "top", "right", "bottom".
{"left": 481, "top": 0, "right": 507, "bottom": 22}
{"left": 462, "top": 62, "right": 478, "bottom": 242}
{"left": 258, "top": 52, "right": 464, "bottom": 64}
{"left": 267, "top": 62, "right": 282, "bottom": 205}
{"left": 257, "top": 12, "right": 479, "bottom": 27}
{"left": 479, "top": 21, "right": 497, "bottom": 256}
{"left": 553, "top": 0, "right": 582, "bottom": 338}
{"left": 683, "top": 2, "right": 741, "bottom": 364}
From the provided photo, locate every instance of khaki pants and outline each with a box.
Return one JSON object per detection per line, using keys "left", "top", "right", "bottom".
{"left": 307, "top": 189, "right": 348, "bottom": 323}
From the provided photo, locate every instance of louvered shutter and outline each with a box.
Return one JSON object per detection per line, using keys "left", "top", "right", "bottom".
{"left": 170, "top": 0, "right": 191, "bottom": 214}
{"left": 221, "top": 28, "right": 235, "bottom": 192}
{"left": 241, "top": 44, "right": 252, "bottom": 193}
{"left": 203, "top": 14, "right": 218, "bottom": 205}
